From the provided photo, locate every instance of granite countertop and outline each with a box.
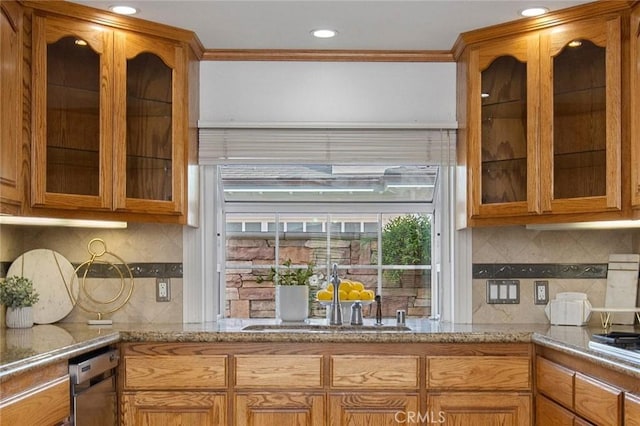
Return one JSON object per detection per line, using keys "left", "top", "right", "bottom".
{"left": 2, "top": 318, "right": 639, "bottom": 382}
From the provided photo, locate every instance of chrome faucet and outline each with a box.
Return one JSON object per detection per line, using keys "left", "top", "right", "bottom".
{"left": 375, "top": 294, "right": 383, "bottom": 325}
{"left": 328, "top": 263, "right": 342, "bottom": 325}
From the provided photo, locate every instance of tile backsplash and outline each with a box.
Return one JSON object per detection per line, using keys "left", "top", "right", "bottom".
{"left": 3, "top": 222, "right": 640, "bottom": 326}
{"left": 472, "top": 226, "right": 639, "bottom": 324}
{"left": 0, "top": 223, "right": 183, "bottom": 325}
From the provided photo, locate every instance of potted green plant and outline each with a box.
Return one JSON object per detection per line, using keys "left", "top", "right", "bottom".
{"left": 0, "top": 276, "right": 40, "bottom": 328}
{"left": 257, "top": 259, "right": 315, "bottom": 321}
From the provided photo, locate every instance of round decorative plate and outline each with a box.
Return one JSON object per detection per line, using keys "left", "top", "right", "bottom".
{"left": 7, "top": 249, "right": 77, "bottom": 324}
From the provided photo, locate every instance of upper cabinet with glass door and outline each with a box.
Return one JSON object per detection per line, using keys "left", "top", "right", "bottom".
{"left": 112, "top": 31, "right": 185, "bottom": 215}
{"left": 539, "top": 16, "right": 621, "bottom": 215}
{"left": 459, "top": 4, "right": 629, "bottom": 226}
{"left": 467, "top": 34, "right": 540, "bottom": 219}
{"left": 32, "top": 15, "right": 113, "bottom": 211}
{"left": 30, "top": 3, "right": 194, "bottom": 222}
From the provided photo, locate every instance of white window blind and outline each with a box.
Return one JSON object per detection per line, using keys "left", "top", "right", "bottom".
{"left": 199, "top": 128, "right": 455, "bottom": 165}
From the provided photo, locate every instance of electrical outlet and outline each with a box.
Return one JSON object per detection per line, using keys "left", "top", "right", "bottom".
{"left": 534, "top": 280, "right": 549, "bottom": 305}
{"left": 156, "top": 278, "right": 171, "bottom": 302}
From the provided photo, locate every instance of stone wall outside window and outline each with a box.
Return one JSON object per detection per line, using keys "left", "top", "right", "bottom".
{"left": 225, "top": 235, "right": 431, "bottom": 319}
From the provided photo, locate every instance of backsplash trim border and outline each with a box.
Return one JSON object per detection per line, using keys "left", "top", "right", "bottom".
{"left": 473, "top": 263, "right": 611, "bottom": 279}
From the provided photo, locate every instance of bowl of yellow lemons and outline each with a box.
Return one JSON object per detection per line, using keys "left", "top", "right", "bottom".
{"left": 316, "top": 279, "right": 375, "bottom": 310}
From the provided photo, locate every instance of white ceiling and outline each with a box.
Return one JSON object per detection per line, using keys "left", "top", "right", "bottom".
{"left": 72, "top": 0, "right": 590, "bottom": 51}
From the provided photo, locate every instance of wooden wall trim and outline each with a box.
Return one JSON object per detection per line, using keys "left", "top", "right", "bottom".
{"left": 452, "top": 0, "right": 632, "bottom": 59}
{"left": 202, "top": 49, "right": 454, "bottom": 62}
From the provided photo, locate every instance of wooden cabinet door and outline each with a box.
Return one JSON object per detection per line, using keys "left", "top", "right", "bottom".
{"left": 0, "top": 376, "right": 70, "bottom": 426}
{"left": 539, "top": 16, "right": 621, "bottom": 215}
{"left": 631, "top": 5, "right": 640, "bottom": 209}
{"left": 329, "top": 393, "right": 419, "bottom": 426}
{"left": 122, "top": 391, "right": 226, "bottom": 426}
{"left": 0, "top": 1, "right": 24, "bottom": 214}
{"left": 467, "top": 34, "right": 540, "bottom": 220}
{"left": 428, "top": 392, "right": 531, "bottom": 426}
{"left": 536, "top": 356, "right": 574, "bottom": 410}
{"left": 536, "top": 395, "right": 574, "bottom": 426}
{"left": 113, "top": 30, "right": 185, "bottom": 216}
{"left": 235, "top": 392, "right": 324, "bottom": 426}
{"left": 31, "top": 14, "right": 113, "bottom": 211}
{"left": 574, "top": 372, "right": 622, "bottom": 426}
{"left": 624, "top": 393, "right": 640, "bottom": 426}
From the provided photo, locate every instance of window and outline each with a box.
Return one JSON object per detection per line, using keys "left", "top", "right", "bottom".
{"left": 188, "top": 126, "right": 458, "bottom": 323}
{"left": 221, "top": 165, "right": 436, "bottom": 319}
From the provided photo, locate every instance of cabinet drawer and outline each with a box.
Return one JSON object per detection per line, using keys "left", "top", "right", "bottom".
{"left": 331, "top": 355, "right": 419, "bottom": 389}
{"left": 536, "top": 356, "right": 574, "bottom": 409}
{"left": 427, "top": 356, "right": 530, "bottom": 390}
{"left": 235, "top": 355, "right": 322, "bottom": 389}
{"left": 125, "top": 355, "right": 227, "bottom": 389}
{"left": 0, "top": 376, "right": 70, "bottom": 426}
{"left": 535, "top": 394, "right": 574, "bottom": 426}
{"left": 574, "top": 372, "right": 622, "bottom": 426}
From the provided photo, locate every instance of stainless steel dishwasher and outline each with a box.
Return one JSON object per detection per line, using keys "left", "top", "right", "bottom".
{"left": 68, "top": 348, "right": 119, "bottom": 426}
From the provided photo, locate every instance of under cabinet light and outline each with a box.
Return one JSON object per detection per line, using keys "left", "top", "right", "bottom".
{"left": 568, "top": 40, "right": 583, "bottom": 48}
{"left": 526, "top": 220, "right": 640, "bottom": 231}
{"left": 0, "top": 216, "right": 127, "bottom": 229}
{"left": 74, "top": 39, "right": 88, "bottom": 47}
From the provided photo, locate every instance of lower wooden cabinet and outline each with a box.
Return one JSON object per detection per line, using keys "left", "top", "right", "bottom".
{"left": 428, "top": 392, "right": 531, "bottom": 426}
{"left": 0, "top": 362, "right": 70, "bottom": 426}
{"left": 535, "top": 348, "right": 640, "bottom": 426}
{"left": 121, "top": 391, "right": 226, "bottom": 426}
{"left": 328, "top": 393, "right": 419, "bottom": 426}
{"left": 120, "top": 342, "right": 534, "bottom": 426}
{"left": 235, "top": 392, "right": 324, "bottom": 426}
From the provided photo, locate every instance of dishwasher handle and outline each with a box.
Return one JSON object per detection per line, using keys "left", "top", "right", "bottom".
{"left": 69, "top": 349, "right": 119, "bottom": 384}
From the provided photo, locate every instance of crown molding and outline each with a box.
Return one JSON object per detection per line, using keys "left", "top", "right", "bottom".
{"left": 203, "top": 49, "right": 454, "bottom": 62}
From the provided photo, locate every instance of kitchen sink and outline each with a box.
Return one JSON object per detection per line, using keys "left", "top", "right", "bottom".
{"left": 241, "top": 324, "right": 411, "bottom": 332}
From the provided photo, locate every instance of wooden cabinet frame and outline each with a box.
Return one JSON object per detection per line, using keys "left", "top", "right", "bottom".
{"left": 631, "top": 5, "right": 640, "bottom": 209}
{"left": 0, "top": 0, "right": 26, "bottom": 214}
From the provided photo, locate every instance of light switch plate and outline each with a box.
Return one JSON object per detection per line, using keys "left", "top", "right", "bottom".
{"left": 534, "top": 280, "right": 549, "bottom": 305}
{"left": 486, "top": 280, "right": 520, "bottom": 304}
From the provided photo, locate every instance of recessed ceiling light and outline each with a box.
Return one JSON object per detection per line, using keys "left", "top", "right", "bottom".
{"left": 311, "top": 29, "right": 337, "bottom": 39}
{"left": 109, "top": 5, "right": 139, "bottom": 15}
{"left": 520, "top": 7, "right": 549, "bottom": 17}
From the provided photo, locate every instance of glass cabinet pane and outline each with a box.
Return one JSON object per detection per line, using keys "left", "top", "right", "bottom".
{"left": 125, "top": 52, "right": 173, "bottom": 201}
{"left": 553, "top": 39, "right": 606, "bottom": 199}
{"left": 480, "top": 56, "right": 528, "bottom": 204}
{"left": 46, "top": 36, "right": 100, "bottom": 195}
